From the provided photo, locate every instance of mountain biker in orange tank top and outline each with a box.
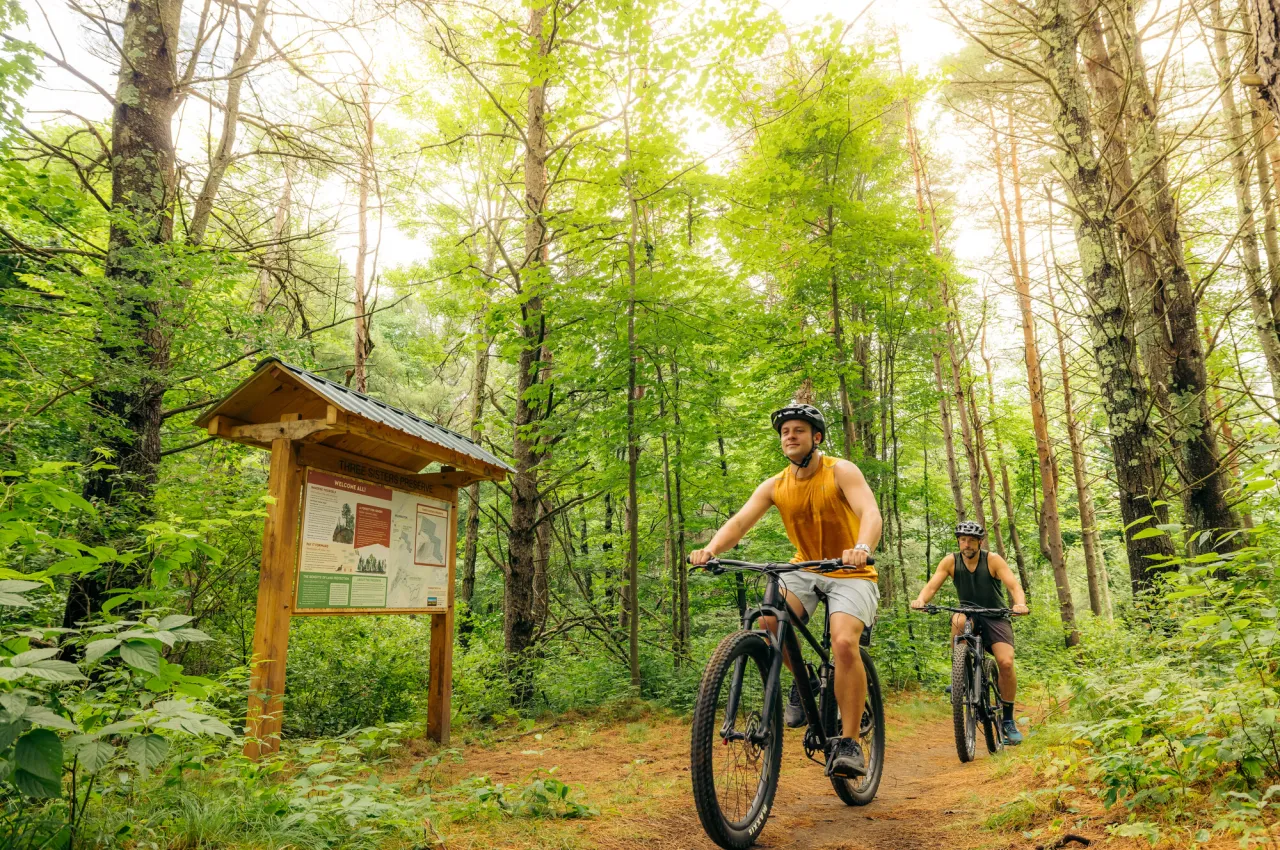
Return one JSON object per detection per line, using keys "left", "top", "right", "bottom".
{"left": 689, "top": 403, "right": 883, "bottom": 778}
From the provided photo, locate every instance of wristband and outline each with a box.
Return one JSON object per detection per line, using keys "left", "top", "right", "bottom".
{"left": 854, "top": 543, "right": 871, "bottom": 553}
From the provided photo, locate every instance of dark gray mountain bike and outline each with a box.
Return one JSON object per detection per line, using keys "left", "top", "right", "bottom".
{"left": 688, "top": 557, "right": 885, "bottom": 850}
{"left": 917, "top": 604, "right": 1015, "bottom": 762}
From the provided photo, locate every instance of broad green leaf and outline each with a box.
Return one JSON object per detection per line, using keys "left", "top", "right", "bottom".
{"left": 22, "top": 661, "right": 85, "bottom": 682}
{"left": 22, "top": 707, "right": 78, "bottom": 732}
{"left": 8, "top": 648, "right": 60, "bottom": 666}
{"left": 128, "top": 734, "right": 169, "bottom": 770}
{"left": 77, "top": 741, "right": 115, "bottom": 773}
{"left": 12, "top": 768, "right": 60, "bottom": 798}
{"left": 1131, "top": 528, "right": 1167, "bottom": 540}
{"left": 157, "top": 615, "right": 194, "bottom": 630}
{"left": 15, "top": 729, "right": 62, "bottom": 781}
{"left": 119, "top": 640, "right": 160, "bottom": 675}
{"left": 84, "top": 638, "right": 121, "bottom": 663}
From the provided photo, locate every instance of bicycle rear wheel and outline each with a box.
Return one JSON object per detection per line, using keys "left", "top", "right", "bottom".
{"left": 690, "top": 630, "right": 782, "bottom": 850}
{"left": 826, "top": 647, "right": 885, "bottom": 806}
{"left": 951, "top": 640, "right": 977, "bottom": 763}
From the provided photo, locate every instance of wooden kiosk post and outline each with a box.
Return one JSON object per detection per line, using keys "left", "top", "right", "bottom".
{"left": 197, "top": 359, "right": 512, "bottom": 757}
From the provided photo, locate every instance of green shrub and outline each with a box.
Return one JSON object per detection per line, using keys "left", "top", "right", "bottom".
{"left": 283, "top": 615, "right": 432, "bottom": 738}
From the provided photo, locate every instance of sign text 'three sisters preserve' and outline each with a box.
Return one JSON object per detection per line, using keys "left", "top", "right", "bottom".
{"left": 295, "top": 469, "right": 452, "bottom": 612}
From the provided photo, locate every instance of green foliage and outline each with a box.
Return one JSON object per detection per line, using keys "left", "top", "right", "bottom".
{"left": 1013, "top": 477, "right": 1280, "bottom": 845}
{"left": 283, "top": 617, "right": 431, "bottom": 738}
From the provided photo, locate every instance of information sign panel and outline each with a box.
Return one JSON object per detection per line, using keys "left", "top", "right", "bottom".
{"left": 294, "top": 469, "right": 451, "bottom": 613}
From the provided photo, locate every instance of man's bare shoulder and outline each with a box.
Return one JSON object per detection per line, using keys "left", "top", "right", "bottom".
{"left": 986, "top": 551, "right": 1012, "bottom": 572}
{"left": 831, "top": 457, "right": 867, "bottom": 483}
{"left": 939, "top": 553, "right": 956, "bottom": 574}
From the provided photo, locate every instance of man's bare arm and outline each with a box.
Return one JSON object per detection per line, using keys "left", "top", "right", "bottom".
{"left": 988, "top": 553, "right": 1029, "bottom": 613}
{"left": 688, "top": 478, "right": 776, "bottom": 565}
{"left": 912, "top": 555, "right": 954, "bottom": 608}
{"left": 832, "top": 459, "right": 882, "bottom": 567}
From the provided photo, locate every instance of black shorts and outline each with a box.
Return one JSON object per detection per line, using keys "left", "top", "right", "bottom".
{"left": 974, "top": 616, "right": 1014, "bottom": 652}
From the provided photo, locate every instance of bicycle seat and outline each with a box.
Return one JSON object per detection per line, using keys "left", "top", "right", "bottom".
{"left": 811, "top": 588, "right": 873, "bottom": 646}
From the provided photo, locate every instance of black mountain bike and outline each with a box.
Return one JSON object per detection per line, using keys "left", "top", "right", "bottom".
{"left": 689, "top": 557, "right": 886, "bottom": 850}
{"left": 917, "top": 604, "right": 1015, "bottom": 762}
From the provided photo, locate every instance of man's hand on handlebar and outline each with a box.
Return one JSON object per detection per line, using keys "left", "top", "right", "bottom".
{"left": 840, "top": 545, "right": 872, "bottom": 569}
{"left": 1011, "top": 603, "right": 1030, "bottom": 616}
{"left": 910, "top": 598, "right": 926, "bottom": 611}
{"left": 688, "top": 549, "right": 716, "bottom": 566}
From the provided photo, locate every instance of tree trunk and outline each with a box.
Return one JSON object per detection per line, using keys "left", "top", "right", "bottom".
{"left": 534, "top": 498, "right": 551, "bottom": 630}
{"left": 670, "top": 354, "right": 690, "bottom": 656}
{"left": 982, "top": 323, "right": 1030, "bottom": 593}
{"left": 461, "top": 328, "right": 492, "bottom": 604}
{"left": 943, "top": 295, "right": 986, "bottom": 533}
{"left": 717, "top": 433, "right": 748, "bottom": 619}
{"left": 1251, "top": 0, "right": 1280, "bottom": 116}
{"left": 995, "top": 104, "right": 1077, "bottom": 646}
{"left": 1047, "top": 277, "right": 1103, "bottom": 616}
{"left": 351, "top": 78, "right": 375, "bottom": 393}
{"left": 624, "top": 144, "right": 641, "bottom": 693}
{"left": 948, "top": 291, "right": 993, "bottom": 541}
{"left": 1108, "top": 0, "right": 1240, "bottom": 544}
{"left": 1078, "top": 4, "right": 1173, "bottom": 407}
{"left": 1211, "top": 0, "right": 1280, "bottom": 397}
{"left": 829, "top": 228, "right": 856, "bottom": 459}
{"left": 255, "top": 164, "right": 292, "bottom": 314}
{"left": 188, "top": 0, "right": 272, "bottom": 244}
{"left": 904, "top": 91, "right": 967, "bottom": 520}
{"left": 1038, "top": 0, "right": 1176, "bottom": 593}
{"left": 65, "top": 0, "right": 183, "bottom": 629}
{"left": 503, "top": 0, "right": 552, "bottom": 675}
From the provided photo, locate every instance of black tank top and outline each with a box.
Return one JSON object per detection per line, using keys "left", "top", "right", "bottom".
{"left": 952, "top": 550, "right": 1006, "bottom": 612}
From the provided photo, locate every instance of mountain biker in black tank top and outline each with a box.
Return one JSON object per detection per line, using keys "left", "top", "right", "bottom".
{"left": 911, "top": 521, "right": 1029, "bottom": 744}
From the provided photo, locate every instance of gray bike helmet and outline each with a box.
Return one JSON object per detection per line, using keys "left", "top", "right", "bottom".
{"left": 955, "top": 520, "right": 985, "bottom": 539}
{"left": 771, "top": 404, "right": 827, "bottom": 468}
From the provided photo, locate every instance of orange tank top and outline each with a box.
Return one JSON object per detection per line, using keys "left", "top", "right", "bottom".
{"left": 772, "top": 455, "right": 875, "bottom": 581}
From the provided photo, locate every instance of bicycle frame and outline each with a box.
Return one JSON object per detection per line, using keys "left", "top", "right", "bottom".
{"left": 708, "top": 558, "right": 866, "bottom": 753}
{"left": 954, "top": 619, "right": 986, "bottom": 711}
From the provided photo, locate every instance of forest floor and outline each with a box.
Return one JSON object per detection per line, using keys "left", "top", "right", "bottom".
{"left": 396, "top": 692, "right": 1187, "bottom": 850}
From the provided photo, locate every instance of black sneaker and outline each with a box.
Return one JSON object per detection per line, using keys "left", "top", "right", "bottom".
{"left": 827, "top": 737, "right": 866, "bottom": 778}
{"left": 784, "top": 680, "right": 806, "bottom": 728}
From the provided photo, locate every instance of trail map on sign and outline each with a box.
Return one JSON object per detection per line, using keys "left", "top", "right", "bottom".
{"left": 295, "top": 469, "right": 451, "bottom": 612}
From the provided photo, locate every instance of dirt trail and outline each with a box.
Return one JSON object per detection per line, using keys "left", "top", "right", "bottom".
{"left": 419, "top": 696, "right": 1062, "bottom": 850}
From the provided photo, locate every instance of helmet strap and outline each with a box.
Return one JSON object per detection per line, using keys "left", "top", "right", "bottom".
{"left": 791, "top": 435, "right": 819, "bottom": 469}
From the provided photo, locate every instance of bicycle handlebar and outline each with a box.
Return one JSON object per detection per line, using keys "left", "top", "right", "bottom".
{"left": 916, "top": 603, "right": 1025, "bottom": 617}
{"left": 686, "top": 555, "right": 874, "bottom": 575}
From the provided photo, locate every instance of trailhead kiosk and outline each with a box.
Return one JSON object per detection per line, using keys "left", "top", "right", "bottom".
{"left": 196, "top": 358, "right": 512, "bottom": 757}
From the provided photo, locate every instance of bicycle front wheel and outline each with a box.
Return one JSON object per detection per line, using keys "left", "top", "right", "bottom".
{"left": 690, "top": 630, "right": 782, "bottom": 850}
{"left": 981, "top": 655, "right": 1004, "bottom": 755}
{"left": 951, "top": 640, "right": 977, "bottom": 763}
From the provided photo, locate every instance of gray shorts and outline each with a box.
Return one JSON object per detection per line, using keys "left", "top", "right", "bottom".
{"left": 779, "top": 570, "right": 879, "bottom": 629}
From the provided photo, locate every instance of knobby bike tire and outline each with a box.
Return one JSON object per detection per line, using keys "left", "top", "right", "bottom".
{"left": 951, "top": 640, "right": 977, "bottom": 763}
{"left": 690, "top": 630, "right": 783, "bottom": 850}
{"left": 828, "top": 647, "right": 886, "bottom": 806}
{"left": 981, "top": 655, "right": 1003, "bottom": 754}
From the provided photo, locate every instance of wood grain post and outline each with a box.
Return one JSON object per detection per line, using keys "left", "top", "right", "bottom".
{"left": 244, "top": 433, "right": 303, "bottom": 759}
{"left": 427, "top": 491, "right": 458, "bottom": 744}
